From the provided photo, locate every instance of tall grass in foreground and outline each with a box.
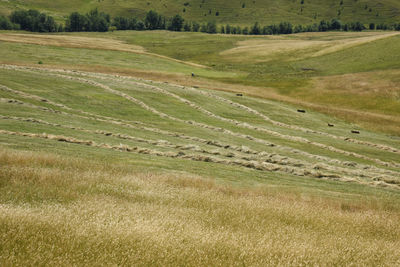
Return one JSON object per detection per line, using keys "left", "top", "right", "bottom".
{"left": 1, "top": 149, "right": 400, "bottom": 266}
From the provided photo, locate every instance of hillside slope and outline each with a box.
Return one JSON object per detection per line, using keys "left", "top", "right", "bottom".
{"left": 1, "top": 0, "right": 400, "bottom": 25}
{"left": 1, "top": 62, "right": 400, "bottom": 265}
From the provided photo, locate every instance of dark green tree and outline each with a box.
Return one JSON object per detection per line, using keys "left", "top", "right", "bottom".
{"left": 250, "top": 22, "right": 260, "bottom": 35}
{"left": 206, "top": 21, "right": 217, "bottom": 33}
{"left": 184, "top": 22, "right": 191, "bottom": 31}
{"left": 170, "top": 14, "right": 184, "bottom": 31}
{"left": 225, "top": 24, "right": 231, "bottom": 34}
{"left": 330, "top": 19, "right": 342, "bottom": 30}
{"left": 278, "top": 21, "right": 293, "bottom": 34}
{"left": 0, "top": 15, "right": 14, "bottom": 30}
{"left": 192, "top": 22, "right": 200, "bottom": 32}
{"left": 145, "top": 10, "right": 162, "bottom": 30}
{"left": 66, "top": 12, "right": 88, "bottom": 31}
{"left": 318, "top": 20, "right": 329, "bottom": 31}
{"left": 369, "top": 23, "right": 375, "bottom": 30}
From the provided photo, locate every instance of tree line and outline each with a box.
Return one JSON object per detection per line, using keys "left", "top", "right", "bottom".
{"left": 1, "top": 9, "right": 400, "bottom": 34}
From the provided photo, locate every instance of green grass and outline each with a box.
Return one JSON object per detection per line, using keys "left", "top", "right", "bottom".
{"left": 0, "top": 40, "right": 233, "bottom": 79}
{"left": 1, "top": 0, "right": 400, "bottom": 26}
{"left": 1, "top": 30, "right": 399, "bottom": 135}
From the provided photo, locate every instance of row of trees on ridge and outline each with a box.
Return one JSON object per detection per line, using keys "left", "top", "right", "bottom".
{"left": 1, "top": 9, "right": 400, "bottom": 34}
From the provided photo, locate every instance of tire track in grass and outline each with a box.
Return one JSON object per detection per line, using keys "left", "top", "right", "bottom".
{"left": 4, "top": 114, "right": 398, "bottom": 183}
{"left": 2, "top": 65, "right": 399, "bottom": 175}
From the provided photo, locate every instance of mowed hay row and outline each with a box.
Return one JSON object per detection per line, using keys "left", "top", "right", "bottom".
{"left": 0, "top": 83, "right": 146, "bottom": 127}
{"left": 1, "top": 66, "right": 400, "bottom": 179}
{"left": 0, "top": 129, "right": 360, "bottom": 183}
{"left": 71, "top": 73, "right": 400, "bottom": 170}
{"left": 89, "top": 69, "right": 399, "bottom": 156}
{"left": 1, "top": 149, "right": 400, "bottom": 266}
{"left": 122, "top": 78, "right": 400, "bottom": 168}
{"left": 135, "top": 77, "right": 400, "bottom": 157}
{"left": 0, "top": 91, "right": 273, "bottom": 157}
{"left": 41, "top": 69, "right": 400, "bottom": 174}
{"left": 12, "top": 64, "right": 397, "bottom": 169}
{"left": 5, "top": 95, "right": 397, "bottom": 180}
{"left": 2, "top": 114, "right": 399, "bottom": 185}
{"left": 0, "top": 115, "right": 259, "bottom": 161}
{"left": 1, "top": 127, "right": 400, "bottom": 188}
{"left": 181, "top": 84, "right": 400, "bottom": 154}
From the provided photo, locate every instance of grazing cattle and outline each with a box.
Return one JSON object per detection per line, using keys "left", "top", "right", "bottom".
{"left": 191, "top": 72, "right": 195, "bottom": 77}
{"left": 236, "top": 93, "right": 243, "bottom": 96}
{"left": 297, "top": 109, "right": 306, "bottom": 113}
{"left": 351, "top": 130, "right": 360, "bottom": 134}
{"left": 328, "top": 123, "right": 334, "bottom": 127}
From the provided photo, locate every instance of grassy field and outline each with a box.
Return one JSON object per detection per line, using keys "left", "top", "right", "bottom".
{"left": 1, "top": 149, "right": 400, "bottom": 266}
{"left": 1, "top": 30, "right": 399, "bottom": 134}
{"left": 1, "top": 30, "right": 400, "bottom": 265}
{"left": 1, "top": 0, "right": 400, "bottom": 26}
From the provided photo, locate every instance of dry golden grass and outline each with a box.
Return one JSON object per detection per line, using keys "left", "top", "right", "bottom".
{"left": 1, "top": 149, "right": 400, "bottom": 266}
{"left": 0, "top": 33, "right": 145, "bottom": 53}
{"left": 311, "top": 69, "right": 400, "bottom": 98}
{"left": 0, "top": 33, "right": 207, "bottom": 68}
{"left": 220, "top": 32, "right": 399, "bottom": 62}
{"left": 311, "top": 32, "right": 400, "bottom": 57}
{"left": 220, "top": 39, "right": 325, "bottom": 62}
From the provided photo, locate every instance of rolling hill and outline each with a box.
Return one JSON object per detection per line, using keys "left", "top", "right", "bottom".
{"left": 1, "top": 0, "right": 400, "bottom": 260}
{"left": 1, "top": 62, "right": 400, "bottom": 265}
{"left": 1, "top": 0, "right": 400, "bottom": 26}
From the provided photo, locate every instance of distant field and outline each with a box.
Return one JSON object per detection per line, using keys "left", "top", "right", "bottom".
{"left": 1, "top": 30, "right": 400, "bottom": 265}
{"left": 1, "top": 0, "right": 400, "bottom": 25}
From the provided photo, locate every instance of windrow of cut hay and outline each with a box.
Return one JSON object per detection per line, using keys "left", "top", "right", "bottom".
{"left": 3, "top": 114, "right": 398, "bottom": 185}
{"left": 0, "top": 85, "right": 270, "bottom": 155}
{"left": 54, "top": 68, "right": 398, "bottom": 169}
{"left": 70, "top": 67, "right": 400, "bottom": 155}
{"left": 8, "top": 63, "right": 398, "bottom": 170}
{"left": 1, "top": 66, "right": 398, "bottom": 181}
{"left": 0, "top": 129, "right": 364, "bottom": 183}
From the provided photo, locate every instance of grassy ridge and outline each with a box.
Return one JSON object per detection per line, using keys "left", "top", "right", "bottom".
{"left": 1, "top": 0, "right": 400, "bottom": 25}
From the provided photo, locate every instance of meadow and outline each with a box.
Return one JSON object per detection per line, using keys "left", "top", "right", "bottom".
{"left": 0, "top": 30, "right": 400, "bottom": 265}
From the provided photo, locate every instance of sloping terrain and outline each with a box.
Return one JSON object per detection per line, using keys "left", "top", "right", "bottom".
{"left": 1, "top": 63, "right": 400, "bottom": 265}
{"left": 1, "top": 0, "right": 400, "bottom": 25}
{"left": 2, "top": 63, "right": 400, "bottom": 186}
{"left": 1, "top": 30, "right": 400, "bottom": 265}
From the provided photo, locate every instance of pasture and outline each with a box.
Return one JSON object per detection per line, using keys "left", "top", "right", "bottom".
{"left": 0, "top": 30, "right": 400, "bottom": 265}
